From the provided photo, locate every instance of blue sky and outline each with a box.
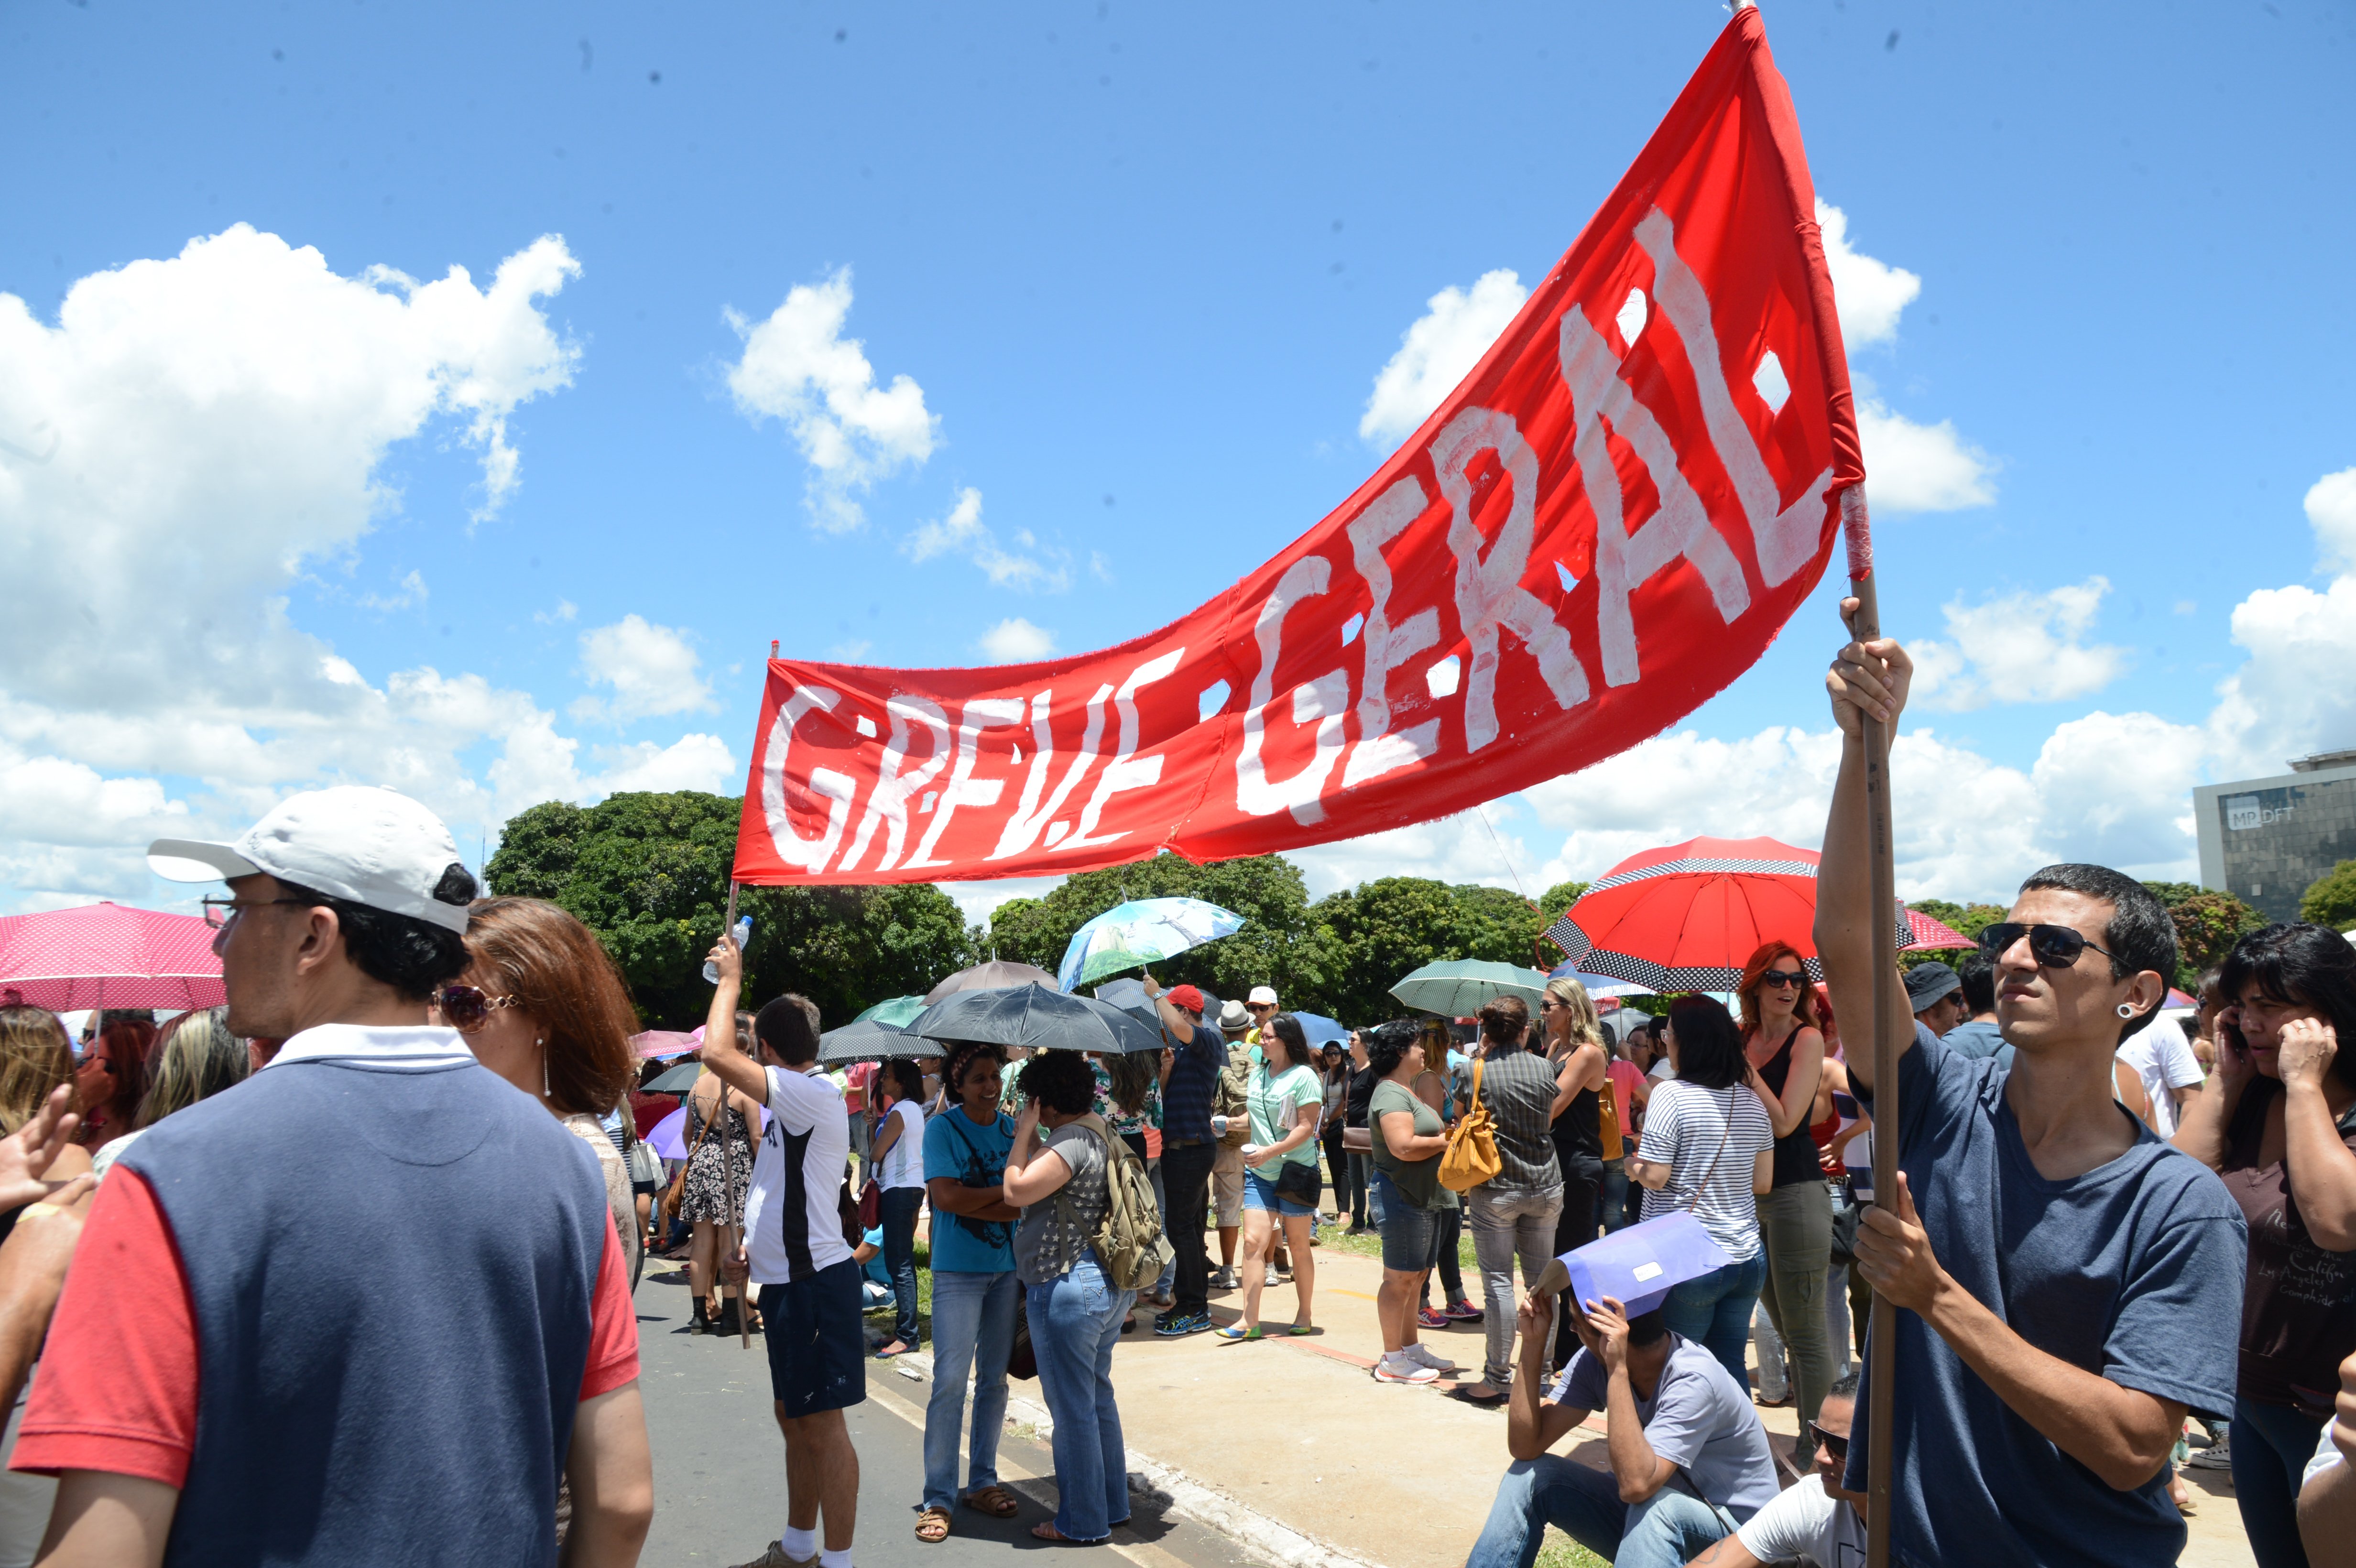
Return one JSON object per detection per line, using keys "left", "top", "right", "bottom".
{"left": 3, "top": 0, "right": 2352, "bottom": 923}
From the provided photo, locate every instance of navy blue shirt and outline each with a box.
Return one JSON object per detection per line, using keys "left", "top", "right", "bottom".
{"left": 1161, "top": 1021, "right": 1223, "bottom": 1142}
{"left": 1845, "top": 1024, "right": 2245, "bottom": 1567}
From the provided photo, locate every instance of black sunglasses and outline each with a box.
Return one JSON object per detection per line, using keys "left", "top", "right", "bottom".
{"left": 1757, "top": 969, "right": 1807, "bottom": 989}
{"left": 433, "top": 984, "right": 520, "bottom": 1034}
{"left": 1807, "top": 1421, "right": 1849, "bottom": 1462}
{"left": 1977, "top": 922, "right": 2118, "bottom": 969}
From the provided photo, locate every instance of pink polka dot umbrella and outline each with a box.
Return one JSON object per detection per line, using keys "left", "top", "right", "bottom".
{"left": 0, "top": 902, "right": 225, "bottom": 1012}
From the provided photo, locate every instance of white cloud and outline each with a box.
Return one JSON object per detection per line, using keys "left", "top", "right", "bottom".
{"left": 903, "top": 487, "right": 1070, "bottom": 591}
{"left": 1359, "top": 269, "right": 1527, "bottom": 445}
{"left": 359, "top": 569, "right": 428, "bottom": 613}
{"left": 1855, "top": 391, "right": 1997, "bottom": 513}
{"left": 0, "top": 226, "right": 723, "bottom": 912}
{"left": 591, "top": 733, "right": 739, "bottom": 796}
{"left": 977, "top": 617, "right": 1056, "bottom": 664}
{"left": 1909, "top": 578, "right": 2128, "bottom": 711}
{"left": 572, "top": 614, "right": 713, "bottom": 724}
{"left": 1284, "top": 808, "right": 1543, "bottom": 902}
{"left": 1816, "top": 201, "right": 1921, "bottom": 349}
{"left": 2306, "top": 467, "right": 2356, "bottom": 574}
{"left": 534, "top": 599, "right": 578, "bottom": 625}
{"left": 725, "top": 268, "right": 937, "bottom": 534}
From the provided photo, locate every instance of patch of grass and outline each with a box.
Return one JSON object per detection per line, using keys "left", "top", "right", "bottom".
{"left": 1535, "top": 1526, "right": 1609, "bottom": 1568}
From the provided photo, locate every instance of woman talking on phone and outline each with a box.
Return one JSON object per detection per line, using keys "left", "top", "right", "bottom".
{"left": 2174, "top": 924, "right": 2356, "bottom": 1568}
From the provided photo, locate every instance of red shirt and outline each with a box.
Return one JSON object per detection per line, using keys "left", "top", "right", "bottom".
{"left": 13, "top": 1168, "right": 640, "bottom": 1488}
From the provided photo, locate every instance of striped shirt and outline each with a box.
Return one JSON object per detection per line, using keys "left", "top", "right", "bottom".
{"left": 1636, "top": 1080, "right": 1775, "bottom": 1261}
{"left": 1463, "top": 1048, "right": 1563, "bottom": 1192}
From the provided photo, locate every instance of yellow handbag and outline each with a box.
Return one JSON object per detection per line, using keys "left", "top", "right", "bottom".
{"left": 1438, "top": 1056, "right": 1503, "bottom": 1193}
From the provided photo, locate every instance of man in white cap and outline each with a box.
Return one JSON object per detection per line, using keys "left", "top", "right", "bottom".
{"left": 14, "top": 787, "right": 652, "bottom": 1565}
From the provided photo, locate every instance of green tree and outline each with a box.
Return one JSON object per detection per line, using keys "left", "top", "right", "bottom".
{"left": 2144, "top": 882, "right": 2268, "bottom": 986}
{"left": 1538, "top": 881, "right": 1591, "bottom": 920}
{"left": 985, "top": 854, "right": 1315, "bottom": 1005}
{"left": 487, "top": 791, "right": 980, "bottom": 1028}
{"left": 2301, "top": 861, "right": 2356, "bottom": 932}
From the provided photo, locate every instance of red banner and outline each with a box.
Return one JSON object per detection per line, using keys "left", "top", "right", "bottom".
{"left": 734, "top": 7, "right": 1862, "bottom": 887}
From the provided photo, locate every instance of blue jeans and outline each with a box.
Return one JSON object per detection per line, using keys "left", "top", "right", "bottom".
{"left": 879, "top": 1186, "right": 925, "bottom": 1349}
{"left": 1029, "top": 1253, "right": 1136, "bottom": 1541}
{"left": 1597, "top": 1157, "right": 1632, "bottom": 1235}
{"left": 923, "top": 1270, "right": 1018, "bottom": 1510}
{"left": 1465, "top": 1453, "right": 1739, "bottom": 1568}
{"left": 2232, "top": 1398, "right": 2328, "bottom": 1568}
{"left": 1660, "top": 1252, "right": 1766, "bottom": 1393}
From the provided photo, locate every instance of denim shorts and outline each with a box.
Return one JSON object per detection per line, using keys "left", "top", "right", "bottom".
{"left": 1243, "top": 1169, "right": 1318, "bottom": 1220}
{"left": 1371, "top": 1171, "right": 1438, "bottom": 1271}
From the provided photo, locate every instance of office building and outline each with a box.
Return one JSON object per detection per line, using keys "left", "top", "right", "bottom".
{"left": 2195, "top": 750, "right": 2356, "bottom": 924}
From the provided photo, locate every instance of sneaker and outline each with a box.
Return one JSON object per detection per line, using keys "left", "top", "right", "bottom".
{"left": 1154, "top": 1311, "right": 1213, "bottom": 1338}
{"left": 1208, "top": 1266, "right": 1237, "bottom": 1291}
{"left": 731, "top": 1543, "right": 818, "bottom": 1568}
{"left": 2185, "top": 1434, "right": 2233, "bottom": 1471}
{"left": 1373, "top": 1353, "right": 1440, "bottom": 1385}
{"left": 1418, "top": 1307, "right": 1451, "bottom": 1330}
{"left": 1405, "top": 1343, "right": 1459, "bottom": 1372}
{"left": 1264, "top": 1265, "right": 1281, "bottom": 1286}
{"left": 1443, "top": 1299, "right": 1484, "bottom": 1322}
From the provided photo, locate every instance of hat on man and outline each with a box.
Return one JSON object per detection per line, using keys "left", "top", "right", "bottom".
{"left": 1218, "top": 999, "right": 1251, "bottom": 1032}
{"left": 1904, "top": 960, "right": 1963, "bottom": 1014}
{"left": 1164, "top": 984, "right": 1206, "bottom": 1015}
{"left": 1247, "top": 985, "right": 1279, "bottom": 1007}
{"left": 147, "top": 786, "right": 476, "bottom": 934}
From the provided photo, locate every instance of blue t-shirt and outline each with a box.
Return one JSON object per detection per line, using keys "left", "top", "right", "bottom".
{"left": 1553, "top": 1333, "right": 1778, "bottom": 1520}
{"left": 1845, "top": 1024, "right": 2246, "bottom": 1568}
{"left": 922, "top": 1107, "right": 1017, "bottom": 1274}
{"left": 859, "top": 1226, "right": 890, "bottom": 1288}
{"left": 1941, "top": 1017, "right": 2013, "bottom": 1069}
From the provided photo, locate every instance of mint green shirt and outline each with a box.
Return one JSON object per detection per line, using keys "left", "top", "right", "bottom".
{"left": 1248, "top": 1062, "right": 1322, "bottom": 1170}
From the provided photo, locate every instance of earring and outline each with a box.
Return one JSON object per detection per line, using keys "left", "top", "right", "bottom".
{"left": 2115, "top": 1004, "right": 2135, "bottom": 1020}
{"left": 540, "top": 1041, "right": 550, "bottom": 1098}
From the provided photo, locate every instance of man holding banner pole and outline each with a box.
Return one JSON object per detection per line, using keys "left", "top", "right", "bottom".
{"left": 1815, "top": 609, "right": 2246, "bottom": 1568}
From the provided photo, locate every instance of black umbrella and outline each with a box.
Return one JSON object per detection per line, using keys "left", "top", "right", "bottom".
{"left": 642, "top": 1060, "right": 703, "bottom": 1093}
{"left": 815, "top": 1017, "right": 937, "bottom": 1067}
{"left": 909, "top": 982, "right": 1167, "bottom": 1056}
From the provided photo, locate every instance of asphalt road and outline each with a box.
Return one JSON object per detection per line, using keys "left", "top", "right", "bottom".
{"left": 632, "top": 1262, "right": 1260, "bottom": 1568}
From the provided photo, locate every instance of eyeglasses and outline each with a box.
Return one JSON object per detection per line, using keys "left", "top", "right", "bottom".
{"left": 1977, "top": 922, "right": 2118, "bottom": 969}
{"left": 1806, "top": 1421, "right": 1849, "bottom": 1462}
{"left": 433, "top": 985, "right": 522, "bottom": 1034}
{"left": 1757, "top": 969, "right": 1806, "bottom": 990}
{"left": 202, "top": 895, "right": 314, "bottom": 956}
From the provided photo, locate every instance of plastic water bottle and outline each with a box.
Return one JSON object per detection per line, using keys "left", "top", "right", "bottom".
{"left": 703, "top": 916, "right": 753, "bottom": 984}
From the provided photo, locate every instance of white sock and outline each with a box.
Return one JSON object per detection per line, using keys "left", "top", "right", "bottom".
{"left": 818, "top": 1550, "right": 852, "bottom": 1568}
{"left": 780, "top": 1526, "right": 817, "bottom": 1558}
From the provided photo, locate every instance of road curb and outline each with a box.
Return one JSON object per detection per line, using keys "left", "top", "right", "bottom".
{"left": 894, "top": 1350, "right": 1386, "bottom": 1568}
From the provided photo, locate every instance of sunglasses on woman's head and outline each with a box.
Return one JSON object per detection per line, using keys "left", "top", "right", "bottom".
{"left": 1758, "top": 969, "right": 1806, "bottom": 989}
{"left": 433, "top": 985, "right": 520, "bottom": 1034}
{"left": 1806, "top": 1421, "right": 1849, "bottom": 1461}
{"left": 1976, "top": 922, "right": 2118, "bottom": 969}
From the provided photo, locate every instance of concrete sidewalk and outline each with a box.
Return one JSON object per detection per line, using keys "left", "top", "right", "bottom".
{"left": 894, "top": 1237, "right": 2256, "bottom": 1568}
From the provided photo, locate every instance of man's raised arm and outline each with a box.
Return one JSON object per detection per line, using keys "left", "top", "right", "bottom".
{"left": 1812, "top": 600, "right": 1919, "bottom": 1098}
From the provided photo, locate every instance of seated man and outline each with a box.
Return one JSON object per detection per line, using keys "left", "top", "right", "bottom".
{"left": 1691, "top": 1372, "right": 1866, "bottom": 1567}
{"left": 1466, "top": 1289, "right": 1778, "bottom": 1568}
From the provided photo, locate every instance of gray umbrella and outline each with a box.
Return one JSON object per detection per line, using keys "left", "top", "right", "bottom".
{"left": 642, "top": 1060, "right": 703, "bottom": 1093}
{"left": 815, "top": 1017, "right": 938, "bottom": 1067}
{"left": 909, "top": 982, "right": 1168, "bottom": 1056}
{"left": 923, "top": 959, "right": 1060, "bottom": 1005}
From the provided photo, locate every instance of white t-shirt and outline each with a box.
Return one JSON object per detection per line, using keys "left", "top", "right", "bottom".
{"left": 2114, "top": 1016, "right": 2204, "bottom": 1138}
{"left": 1648, "top": 1058, "right": 1674, "bottom": 1083}
{"left": 742, "top": 1064, "right": 855, "bottom": 1286}
{"left": 878, "top": 1100, "right": 927, "bottom": 1189}
{"left": 1636, "top": 1079, "right": 1774, "bottom": 1262}
{"left": 1734, "top": 1474, "right": 1866, "bottom": 1567}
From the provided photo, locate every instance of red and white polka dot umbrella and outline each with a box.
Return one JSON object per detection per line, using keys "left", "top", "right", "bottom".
{"left": 0, "top": 902, "right": 225, "bottom": 1012}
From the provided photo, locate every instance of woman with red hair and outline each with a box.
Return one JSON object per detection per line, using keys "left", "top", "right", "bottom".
{"left": 1735, "top": 940, "right": 1835, "bottom": 1469}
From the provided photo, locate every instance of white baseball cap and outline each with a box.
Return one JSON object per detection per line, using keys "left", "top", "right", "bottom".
{"left": 1248, "top": 985, "right": 1279, "bottom": 1007}
{"left": 148, "top": 786, "right": 476, "bottom": 934}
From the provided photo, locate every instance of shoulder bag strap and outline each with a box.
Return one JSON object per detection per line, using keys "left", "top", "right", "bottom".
{"left": 1680, "top": 1088, "right": 1737, "bottom": 1213}
{"left": 1470, "top": 1056, "right": 1487, "bottom": 1113}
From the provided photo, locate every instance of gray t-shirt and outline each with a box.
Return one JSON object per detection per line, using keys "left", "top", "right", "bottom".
{"left": 1014, "top": 1122, "right": 1109, "bottom": 1286}
{"left": 1843, "top": 1024, "right": 2246, "bottom": 1568}
{"left": 1552, "top": 1333, "right": 1778, "bottom": 1520}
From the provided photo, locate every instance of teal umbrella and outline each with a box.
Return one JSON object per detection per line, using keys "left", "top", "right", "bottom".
{"left": 1057, "top": 897, "right": 1245, "bottom": 991}
{"left": 855, "top": 995, "right": 928, "bottom": 1028}
{"left": 1388, "top": 959, "right": 1552, "bottom": 1016}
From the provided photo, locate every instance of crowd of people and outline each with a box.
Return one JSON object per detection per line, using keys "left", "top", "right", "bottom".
{"left": 0, "top": 613, "right": 2347, "bottom": 1568}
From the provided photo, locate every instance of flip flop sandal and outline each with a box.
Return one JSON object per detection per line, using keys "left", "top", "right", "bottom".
{"left": 915, "top": 1506, "right": 952, "bottom": 1543}
{"left": 1287, "top": 1323, "right": 1318, "bottom": 1336}
{"left": 963, "top": 1487, "right": 1020, "bottom": 1520}
{"left": 1031, "top": 1523, "right": 1109, "bottom": 1544}
{"left": 1215, "top": 1325, "right": 1264, "bottom": 1342}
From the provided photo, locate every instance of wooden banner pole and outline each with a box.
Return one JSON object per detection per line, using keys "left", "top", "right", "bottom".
{"left": 1846, "top": 563, "right": 1901, "bottom": 1568}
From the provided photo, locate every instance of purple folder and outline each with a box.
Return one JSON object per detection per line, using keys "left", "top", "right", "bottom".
{"left": 1557, "top": 1211, "right": 1730, "bottom": 1319}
